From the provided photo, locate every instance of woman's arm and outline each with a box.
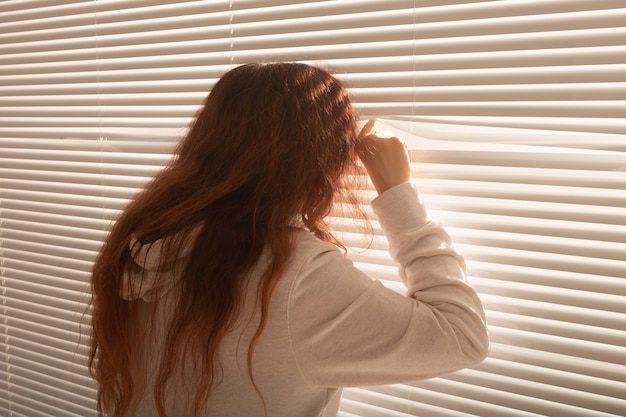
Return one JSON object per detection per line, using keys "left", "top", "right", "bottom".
{"left": 285, "top": 121, "right": 489, "bottom": 388}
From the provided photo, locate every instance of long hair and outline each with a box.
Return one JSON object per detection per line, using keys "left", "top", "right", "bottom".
{"left": 89, "top": 62, "right": 363, "bottom": 416}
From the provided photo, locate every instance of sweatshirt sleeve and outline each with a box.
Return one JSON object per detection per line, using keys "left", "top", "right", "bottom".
{"left": 287, "top": 181, "right": 489, "bottom": 388}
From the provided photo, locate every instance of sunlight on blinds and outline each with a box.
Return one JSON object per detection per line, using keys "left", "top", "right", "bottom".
{"left": 337, "top": 120, "right": 626, "bottom": 417}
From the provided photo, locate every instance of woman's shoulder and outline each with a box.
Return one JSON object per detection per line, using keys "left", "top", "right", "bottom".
{"left": 289, "top": 227, "right": 344, "bottom": 265}
{"left": 283, "top": 227, "right": 371, "bottom": 294}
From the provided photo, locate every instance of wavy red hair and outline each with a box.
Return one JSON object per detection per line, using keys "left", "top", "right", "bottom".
{"left": 89, "top": 62, "right": 364, "bottom": 416}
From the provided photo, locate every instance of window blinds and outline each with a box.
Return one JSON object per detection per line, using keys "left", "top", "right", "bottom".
{"left": 0, "top": 1, "right": 624, "bottom": 416}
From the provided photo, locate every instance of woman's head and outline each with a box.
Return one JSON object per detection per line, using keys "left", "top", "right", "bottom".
{"left": 174, "top": 62, "right": 360, "bottom": 237}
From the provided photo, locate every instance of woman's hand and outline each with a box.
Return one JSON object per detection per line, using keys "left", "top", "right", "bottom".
{"left": 357, "top": 120, "right": 412, "bottom": 194}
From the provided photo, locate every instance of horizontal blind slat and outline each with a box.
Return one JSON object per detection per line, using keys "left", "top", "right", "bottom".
{"left": 1, "top": 198, "right": 120, "bottom": 221}
{"left": 487, "top": 342, "right": 626, "bottom": 383}
{"left": 0, "top": 208, "right": 110, "bottom": 233}
{"left": 470, "top": 357, "right": 626, "bottom": 399}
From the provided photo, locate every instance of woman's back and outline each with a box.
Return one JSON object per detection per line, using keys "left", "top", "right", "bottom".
{"left": 122, "top": 188, "right": 488, "bottom": 416}
{"left": 125, "top": 230, "right": 342, "bottom": 417}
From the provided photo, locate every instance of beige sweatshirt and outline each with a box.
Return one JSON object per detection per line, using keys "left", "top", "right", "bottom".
{"left": 121, "top": 181, "right": 489, "bottom": 417}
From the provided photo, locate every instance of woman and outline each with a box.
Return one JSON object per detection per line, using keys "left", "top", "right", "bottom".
{"left": 89, "top": 62, "right": 489, "bottom": 417}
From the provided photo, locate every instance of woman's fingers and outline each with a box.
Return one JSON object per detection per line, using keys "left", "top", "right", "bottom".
{"left": 358, "top": 119, "right": 377, "bottom": 139}
{"left": 357, "top": 120, "right": 411, "bottom": 194}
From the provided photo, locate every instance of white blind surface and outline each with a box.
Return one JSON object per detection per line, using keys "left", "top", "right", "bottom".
{"left": 1, "top": 1, "right": 625, "bottom": 416}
